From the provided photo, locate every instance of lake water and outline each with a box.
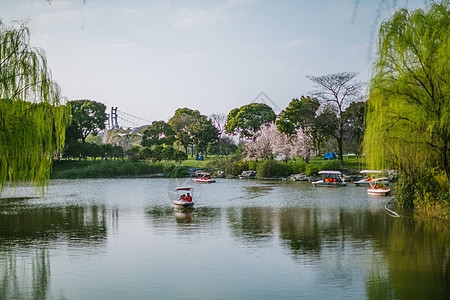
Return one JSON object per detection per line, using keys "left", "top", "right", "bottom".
{"left": 0, "top": 178, "right": 448, "bottom": 299}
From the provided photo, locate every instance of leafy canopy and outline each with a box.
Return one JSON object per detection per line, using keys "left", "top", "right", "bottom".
{"left": 168, "top": 108, "right": 202, "bottom": 152}
{"left": 225, "top": 103, "right": 276, "bottom": 139}
{"left": 276, "top": 96, "right": 320, "bottom": 135}
{"left": 0, "top": 20, "right": 69, "bottom": 190}
{"left": 141, "top": 120, "right": 176, "bottom": 148}
{"left": 66, "top": 100, "right": 107, "bottom": 144}
{"left": 364, "top": 1, "right": 450, "bottom": 187}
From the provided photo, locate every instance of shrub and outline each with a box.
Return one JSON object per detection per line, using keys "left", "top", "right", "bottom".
{"left": 256, "top": 160, "right": 288, "bottom": 178}
{"left": 290, "top": 161, "right": 307, "bottom": 174}
{"left": 248, "top": 160, "right": 258, "bottom": 171}
{"left": 320, "top": 160, "right": 341, "bottom": 171}
{"left": 173, "top": 150, "right": 188, "bottom": 162}
{"left": 305, "top": 164, "right": 320, "bottom": 176}
{"left": 225, "top": 160, "right": 249, "bottom": 176}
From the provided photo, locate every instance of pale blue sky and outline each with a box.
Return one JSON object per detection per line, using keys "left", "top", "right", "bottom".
{"left": 2, "top": 0, "right": 427, "bottom": 124}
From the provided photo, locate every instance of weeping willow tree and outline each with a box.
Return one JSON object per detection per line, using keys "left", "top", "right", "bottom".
{"left": 0, "top": 20, "right": 70, "bottom": 191}
{"left": 364, "top": 1, "right": 449, "bottom": 209}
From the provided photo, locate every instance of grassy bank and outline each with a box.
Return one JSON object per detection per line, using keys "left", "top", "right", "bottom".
{"left": 51, "top": 155, "right": 365, "bottom": 179}
{"left": 51, "top": 160, "right": 188, "bottom": 179}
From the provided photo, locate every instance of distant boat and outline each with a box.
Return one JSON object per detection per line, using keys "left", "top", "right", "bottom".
{"left": 312, "top": 170, "right": 347, "bottom": 187}
{"left": 355, "top": 170, "right": 389, "bottom": 186}
{"left": 173, "top": 187, "right": 195, "bottom": 207}
{"left": 367, "top": 178, "right": 390, "bottom": 196}
{"left": 192, "top": 172, "right": 215, "bottom": 183}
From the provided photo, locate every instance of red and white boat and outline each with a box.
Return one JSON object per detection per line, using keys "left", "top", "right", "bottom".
{"left": 367, "top": 178, "right": 391, "bottom": 196}
{"left": 312, "top": 170, "right": 347, "bottom": 187}
{"left": 192, "top": 172, "right": 215, "bottom": 183}
{"left": 173, "top": 187, "right": 195, "bottom": 207}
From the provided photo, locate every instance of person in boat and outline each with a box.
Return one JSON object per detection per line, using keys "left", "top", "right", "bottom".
{"left": 179, "top": 194, "right": 186, "bottom": 201}
{"left": 185, "top": 193, "right": 192, "bottom": 202}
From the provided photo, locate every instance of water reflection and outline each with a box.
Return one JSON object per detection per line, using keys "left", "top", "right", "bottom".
{"left": 145, "top": 205, "right": 221, "bottom": 228}
{"left": 366, "top": 217, "right": 450, "bottom": 300}
{"left": 0, "top": 200, "right": 108, "bottom": 300}
{"left": 242, "top": 184, "right": 274, "bottom": 199}
{"left": 0, "top": 203, "right": 107, "bottom": 248}
{"left": 279, "top": 207, "right": 322, "bottom": 256}
{"left": 225, "top": 204, "right": 450, "bottom": 299}
{"left": 0, "top": 248, "right": 51, "bottom": 300}
{"left": 0, "top": 179, "right": 448, "bottom": 299}
{"left": 227, "top": 207, "right": 275, "bottom": 243}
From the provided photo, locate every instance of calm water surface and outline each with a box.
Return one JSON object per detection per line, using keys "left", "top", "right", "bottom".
{"left": 0, "top": 178, "right": 448, "bottom": 299}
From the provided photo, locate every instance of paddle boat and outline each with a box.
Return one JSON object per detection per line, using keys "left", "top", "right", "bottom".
{"left": 312, "top": 170, "right": 347, "bottom": 187}
{"left": 367, "top": 178, "right": 390, "bottom": 196}
{"left": 192, "top": 172, "right": 216, "bottom": 183}
{"left": 173, "top": 187, "right": 195, "bottom": 207}
{"left": 354, "top": 170, "right": 389, "bottom": 186}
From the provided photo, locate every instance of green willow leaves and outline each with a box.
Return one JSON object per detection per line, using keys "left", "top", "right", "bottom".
{"left": 0, "top": 21, "right": 70, "bottom": 190}
{"left": 364, "top": 1, "right": 449, "bottom": 202}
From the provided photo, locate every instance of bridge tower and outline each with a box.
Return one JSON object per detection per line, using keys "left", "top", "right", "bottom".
{"left": 109, "top": 107, "right": 119, "bottom": 130}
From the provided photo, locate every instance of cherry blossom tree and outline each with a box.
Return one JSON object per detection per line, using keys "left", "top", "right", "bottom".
{"left": 244, "top": 123, "right": 311, "bottom": 161}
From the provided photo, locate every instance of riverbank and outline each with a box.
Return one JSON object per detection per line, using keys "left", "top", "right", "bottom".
{"left": 51, "top": 155, "right": 363, "bottom": 180}
{"left": 50, "top": 160, "right": 188, "bottom": 179}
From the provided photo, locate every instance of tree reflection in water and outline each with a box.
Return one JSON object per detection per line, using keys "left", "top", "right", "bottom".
{"left": 225, "top": 205, "right": 449, "bottom": 299}
{"left": 145, "top": 205, "right": 221, "bottom": 228}
{"left": 227, "top": 207, "right": 275, "bottom": 243}
{"left": 0, "top": 202, "right": 108, "bottom": 299}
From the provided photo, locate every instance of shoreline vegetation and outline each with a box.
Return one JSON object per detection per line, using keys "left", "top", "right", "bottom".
{"left": 50, "top": 156, "right": 448, "bottom": 221}
{"left": 50, "top": 155, "right": 361, "bottom": 180}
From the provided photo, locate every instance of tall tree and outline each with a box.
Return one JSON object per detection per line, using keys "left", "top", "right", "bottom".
{"left": 0, "top": 20, "right": 69, "bottom": 190}
{"left": 343, "top": 101, "right": 366, "bottom": 158}
{"left": 66, "top": 100, "right": 107, "bottom": 144}
{"left": 277, "top": 96, "right": 324, "bottom": 155}
{"left": 277, "top": 96, "right": 320, "bottom": 135}
{"left": 225, "top": 103, "right": 276, "bottom": 139}
{"left": 307, "top": 72, "right": 363, "bottom": 166}
{"left": 168, "top": 108, "right": 202, "bottom": 154}
{"left": 364, "top": 1, "right": 449, "bottom": 204}
{"left": 141, "top": 120, "right": 176, "bottom": 148}
{"left": 312, "top": 107, "right": 339, "bottom": 156}
{"left": 189, "top": 117, "right": 219, "bottom": 156}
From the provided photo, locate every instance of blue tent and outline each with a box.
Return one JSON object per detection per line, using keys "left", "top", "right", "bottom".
{"left": 324, "top": 152, "right": 337, "bottom": 160}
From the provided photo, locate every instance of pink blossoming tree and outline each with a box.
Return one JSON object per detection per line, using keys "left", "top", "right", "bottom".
{"left": 244, "top": 123, "right": 311, "bottom": 161}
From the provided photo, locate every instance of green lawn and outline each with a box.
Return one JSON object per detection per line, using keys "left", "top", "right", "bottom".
{"left": 181, "top": 155, "right": 222, "bottom": 169}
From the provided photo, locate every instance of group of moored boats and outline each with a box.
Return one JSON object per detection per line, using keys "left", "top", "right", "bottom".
{"left": 312, "top": 170, "right": 391, "bottom": 196}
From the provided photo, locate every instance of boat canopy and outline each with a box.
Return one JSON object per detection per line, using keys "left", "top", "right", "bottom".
{"left": 175, "top": 187, "right": 193, "bottom": 191}
{"left": 318, "top": 170, "right": 342, "bottom": 175}
{"left": 360, "top": 170, "right": 383, "bottom": 174}
{"left": 370, "top": 177, "right": 389, "bottom": 182}
{"left": 196, "top": 171, "right": 211, "bottom": 176}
